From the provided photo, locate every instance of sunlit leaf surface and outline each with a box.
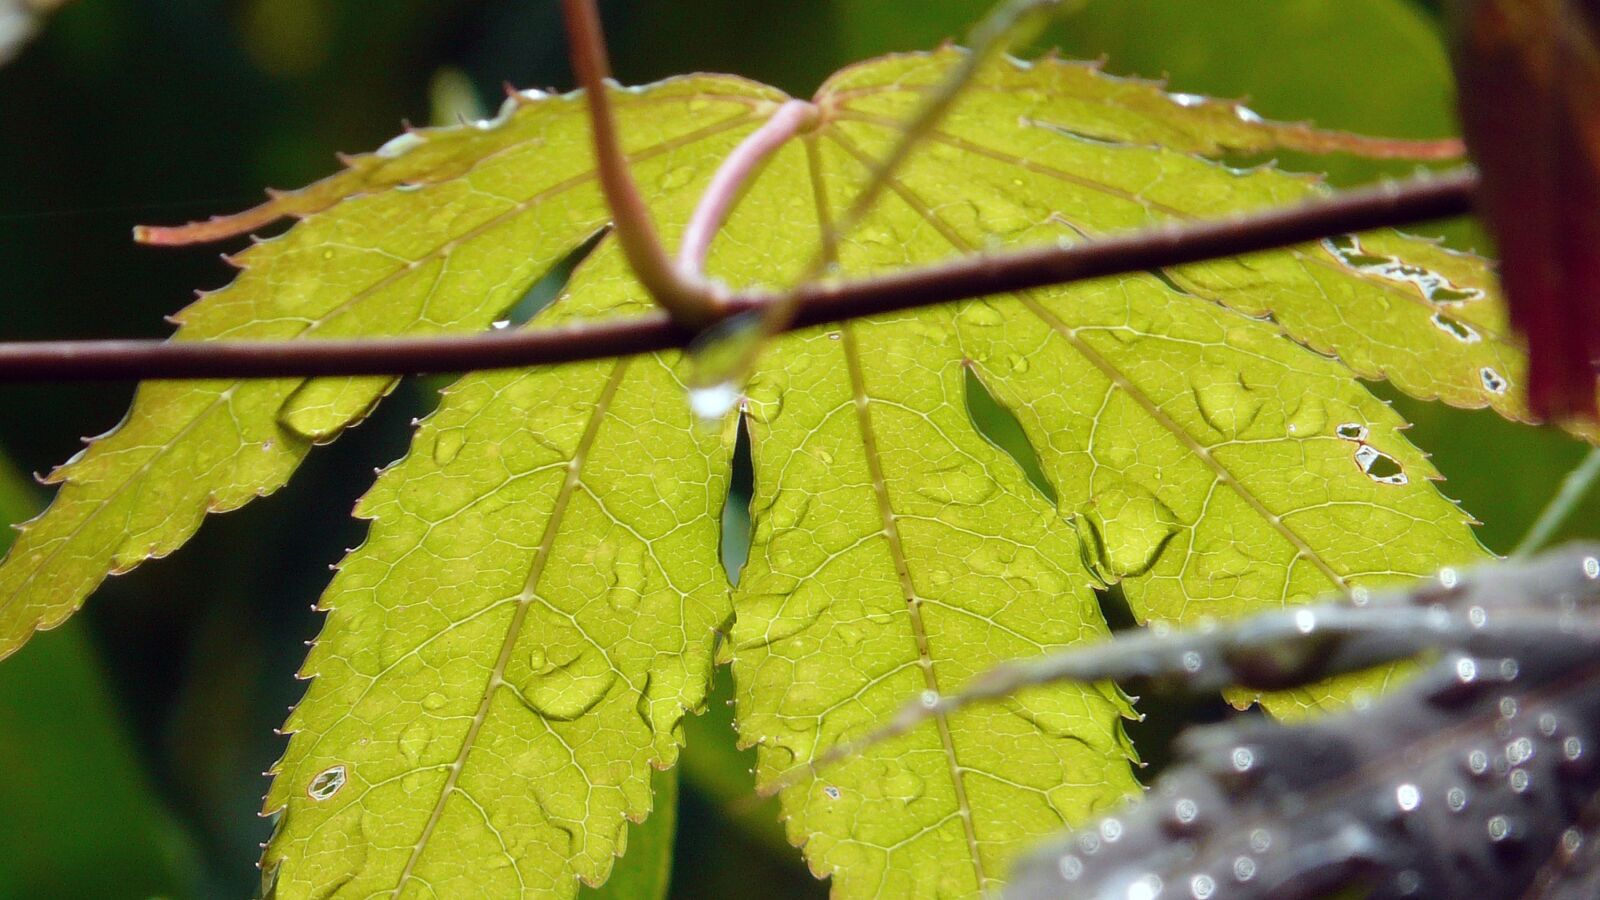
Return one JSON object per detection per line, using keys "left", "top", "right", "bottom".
{"left": 0, "top": 49, "right": 1526, "bottom": 897}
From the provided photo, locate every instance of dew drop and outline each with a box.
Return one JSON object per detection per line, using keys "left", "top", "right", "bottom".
{"left": 1249, "top": 828, "right": 1272, "bottom": 853}
{"left": 1100, "top": 818, "right": 1124, "bottom": 842}
{"left": 919, "top": 690, "right": 940, "bottom": 709}
{"left": 1447, "top": 786, "right": 1468, "bottom": 813}
{"left": 399, "top": 720, "right": 434, "bottom": 764}
{"left": 1539, "top": 713, "right": 1559, "bottom": 737}
{"left": 1193, "top": 373, "right": 1265, "bottom": 438}
{"left": 1181, "top": 651, "right": 1203, "bottom": 673}
{"left": 1232, "top": 856, "right": 1256, "bottom": 882}
{"left": 913, "top": 473, "right": 998, "bottom": 506}
{"left": 1479, "top": 367, "right": 1509, "bottom": 395}
{"left": 1080, "top": 482, "right": 1180, "bottom": 580}
{"left": 1564, "top": 736, "right": 1584, "bottom": 761}
{"left": 1059, "top": 855, "right": 1084, "bottom": 881}
{"left": 1456, "top": 658, "right": 1479, "bottom": 683}
{"left": 1125, "top": 874, "right": 1163, "bottom": 900}
{"left": 519, "top": 650, "right": 618, "bottom": 721}
{"left": 658, "top": 166, "right": 695, "bottom": 191}
{"left": 956, "top": 300, "right": 1006, "bottom": 328}
{"left": 1174, "top": 798, "right": 1199, "bottom": 825}
{"left": 1294, "top": 609, "right": 1317, "bottom": 634}
{"left": 1486, "top": 815, "right": 1516, "bottom": 843}
{"left": 1508, "top": 768, "right": 1530, "bottom": 793}
{"left": 1585, "top": 556, "right": 1599, "bottom": 580}
{"left": 308, "top": 764, "right": 348, "bottom": 801}
{"left": 1286, "top": 397, "right": 1327, "bottom": 436}
{"left": 1467, "top": 749, "right": 1491, "bottom": 777}
{"left": 1395, "top": 783, "right": 1421, "bottom": 812}
{"left": 882, "top": 769, "right": 925, "bottom": 802}
{"left": 432, "top": 429, "right": 466, "bottom": 465}
{"left": 490, "top": 319, "right": 511, "bottom": 330}
{"left": 689, "top": 382, "right": 741, "bottom": 421}
{"left": 1190, "top": 874, "right": 1216, "bottom": 899}
{"left": 376, "top": 132, "right": 425, "bottom": 158}
{"left": 1231, "top": 747, "right": 1255, "bottom": 772}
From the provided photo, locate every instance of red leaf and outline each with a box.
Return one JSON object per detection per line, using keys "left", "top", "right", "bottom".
{"left": 1453, "top": 0, "right": 1600, "bottom": 419}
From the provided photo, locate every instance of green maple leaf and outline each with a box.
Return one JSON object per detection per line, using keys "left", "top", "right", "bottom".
{"left": 0, "top": 49, "right": 1548, "bottom": 897}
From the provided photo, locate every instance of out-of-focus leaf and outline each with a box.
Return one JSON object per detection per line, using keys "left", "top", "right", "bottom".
{"left": 1450, "top": 0, "right": 1600, "bottom": 419}
{"left": 1004, "top": 548, "right": 1600, "bottom": 899}
{"left": 0, "top": 454, "right": 201, "bottom": 898}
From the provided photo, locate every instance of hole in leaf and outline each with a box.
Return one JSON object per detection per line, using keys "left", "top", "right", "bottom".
{"left": 496, "top": 227, "right": 608, "bottom": 328}
{"left": 1095, "top": 585, "right": 1241, "bottom": 783}
{"left": 963, "top": 365, "right": 1057, "bottom": 505}
{"left": 1430, "top": 311, "right": 1480, "bottom": 343}
{"left": 720, "top": 412, "right": 754, "bottom": 586}
{"left": 1354, "top": 444, "right": 1407, "bottom": 485}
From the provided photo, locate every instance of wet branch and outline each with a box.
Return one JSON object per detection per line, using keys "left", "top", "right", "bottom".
{"left": 0, "top": 169, "right": 1477, "bottom": 382}
{"left": 559, "top": 0, "right": 722, "bottom": 327}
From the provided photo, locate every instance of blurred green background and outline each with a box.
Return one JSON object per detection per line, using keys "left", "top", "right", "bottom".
{"left": 0, "top": 1, "right": 1593, "bottom": 897}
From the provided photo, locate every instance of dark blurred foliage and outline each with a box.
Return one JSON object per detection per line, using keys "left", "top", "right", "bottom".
{"left": 0, "top": 1, "right": 1595, "bottom": 897}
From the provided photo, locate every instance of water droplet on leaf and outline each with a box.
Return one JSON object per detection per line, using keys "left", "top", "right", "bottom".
{"left": 432, "top": 428, "right": 465, "bottom": 465}
{"left": 518, "top": 647, "right": 618, "bottom": 721}
{"left": 399, "top": 720, "right": 434, "bottom": 764}
{"left": 1080, "top": 481, "right": 1180, "bottom": 580}
{"left": 1193, "top": 371, "right": 1264, "bottom": 438}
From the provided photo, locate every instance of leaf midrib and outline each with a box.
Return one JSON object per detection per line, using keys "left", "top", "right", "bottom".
{"left": 805, "top": 134, "right": 989, "bottom": 892}
{"left": 391, "top": 358, "right": 629, "bottom": 896}
{"left": 823, "top": 127, "right": 1349, "bottom": 593}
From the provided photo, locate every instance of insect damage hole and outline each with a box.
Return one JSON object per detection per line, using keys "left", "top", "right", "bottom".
{"left": 1354, "top": 444, "right": 1408, "bottom": 485}
{"left": 308, "top": 764, "right": 348, "bottom": 801}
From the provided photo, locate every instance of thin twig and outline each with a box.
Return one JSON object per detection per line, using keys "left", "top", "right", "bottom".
{"left": 1513, "top": 445, "right": 1600, "bottom": 557}
{"left": 0, "top": 169, "right": 1477, "bottom": 382}
{"left": 678, "top": 99, "right": 820, "bottom": 276}
{"left": 756, "top": 0, "right": 1075, "bottom": 345}
{"left": 559, "top": 0, "right": 721, "bottom": 327}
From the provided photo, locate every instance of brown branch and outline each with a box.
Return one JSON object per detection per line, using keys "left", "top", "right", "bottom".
{"left": 0, "top": 169, "right": 1478, "bottom": 383}
{"left": 559, "top": 0, "right": 722, "bottom": 327}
